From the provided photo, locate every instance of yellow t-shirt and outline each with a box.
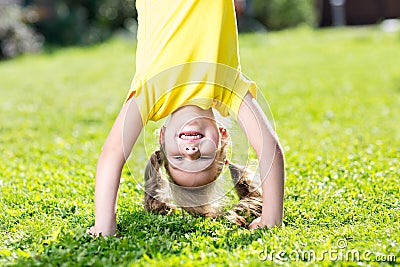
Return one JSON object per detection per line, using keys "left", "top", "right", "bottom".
{"left": 127, "top": 0, "right": 257, "bottom": 125}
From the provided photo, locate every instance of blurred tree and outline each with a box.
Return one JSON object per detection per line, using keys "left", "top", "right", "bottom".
{"left": 24, "top": 0, "right": 137, "bottom": 45}
{"left": 253, "top": 0, "right": 316, "bottom": 30}
{"left": 0, "top": 3, "right": 43, "bottom": 59}
{"left": 235, "top": 0, "right": 267, "bottom": 32}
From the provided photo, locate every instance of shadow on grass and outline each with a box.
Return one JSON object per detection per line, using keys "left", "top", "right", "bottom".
{"left": 11, "top": 209, "right": 268, "bottom": 266}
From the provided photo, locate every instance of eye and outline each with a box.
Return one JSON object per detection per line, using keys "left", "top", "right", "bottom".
{"left": 173, "top": 156, "right": 184, "bottom": 160}
{"left": 200, "top": 156, "right": 212, "bottom": 160}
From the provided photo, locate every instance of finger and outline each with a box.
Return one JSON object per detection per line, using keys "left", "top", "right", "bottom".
{"left": 87, "top": 226, "right": 96, "bottom": 236}
{"left": 248, "top": 221, "right": 259, "bottom": 230}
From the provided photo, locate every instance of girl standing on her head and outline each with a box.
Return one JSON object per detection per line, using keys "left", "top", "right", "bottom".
{"left": 90, "top": 0, "right": 285, "bottom": 236}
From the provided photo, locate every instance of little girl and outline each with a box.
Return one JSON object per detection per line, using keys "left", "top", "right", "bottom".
{"left": 91, "top": 0, "right": 285, "bottom": 236}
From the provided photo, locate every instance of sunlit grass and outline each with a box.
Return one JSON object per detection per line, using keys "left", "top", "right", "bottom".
{"left": 0, "top": 26, "right": 399, "bottom": 266}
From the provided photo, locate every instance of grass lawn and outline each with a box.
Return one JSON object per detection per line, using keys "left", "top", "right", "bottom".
{"left": 0, "top": 26, "right": 399, "bottom": 266}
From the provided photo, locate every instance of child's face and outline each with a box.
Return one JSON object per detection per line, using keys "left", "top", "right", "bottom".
{"left": 160, "top": 106, "right": 228, "bottom": 187}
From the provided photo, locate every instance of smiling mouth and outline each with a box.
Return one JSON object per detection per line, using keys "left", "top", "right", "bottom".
{"left": 179, "top": 131, "right": 204, "bottom": 140}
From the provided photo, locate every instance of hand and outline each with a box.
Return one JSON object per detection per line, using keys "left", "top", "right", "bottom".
{"left": 87, "top": 226, "right": 120, "bottom": 238}
{"left": 248, "top": 217, "right": 265, "bottom": 230}
{"left": 248, "top": 217, "right": 285, "bottom": 230}
{"left": 87, "top": 226, "right": 98, "bottom": 237}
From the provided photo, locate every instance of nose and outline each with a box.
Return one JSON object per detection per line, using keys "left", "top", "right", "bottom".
{"left": 183, "top": 146, "right": 200, "bottom": 160}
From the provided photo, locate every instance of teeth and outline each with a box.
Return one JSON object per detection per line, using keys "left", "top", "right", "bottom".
{"left": 180, "top": 134, "right": 203, "bottom": 140}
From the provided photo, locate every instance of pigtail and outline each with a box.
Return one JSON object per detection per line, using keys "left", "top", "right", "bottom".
{"left": 143, "top": 150, "right": 175, "bottom": 214}
{"left": 224, "top": 163, "right": 262, "bottom": 227}
{"left": 229, "top": 163, "right": 261, "bottom": 199}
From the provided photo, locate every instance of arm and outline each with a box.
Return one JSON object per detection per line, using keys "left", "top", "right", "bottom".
{"left": 237, "top": 93, "right": 285, "bottom": 229}
{"left": 91, "top": 99, "right": 143, "bottom": 236}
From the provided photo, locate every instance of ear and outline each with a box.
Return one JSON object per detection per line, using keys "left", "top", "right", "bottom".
{"left": 159, "top": 126, "right": 164, "bottom": 145}
{"left": 219, "top": 126, "right": 229, "bottom": 142}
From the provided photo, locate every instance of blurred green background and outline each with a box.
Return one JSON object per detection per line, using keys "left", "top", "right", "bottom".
{"left": 1, "top": 0, "right": 400, "bottom": 59}
{"left": 0, "top": 0, "right": 316, "bottom": 59}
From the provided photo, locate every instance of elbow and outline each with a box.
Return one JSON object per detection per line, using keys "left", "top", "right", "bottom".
{"left": 260, "top": 141, "right": 284, "bottom": 164}
{"left": 275, "top": 142, "right": 285, "bottom": 162}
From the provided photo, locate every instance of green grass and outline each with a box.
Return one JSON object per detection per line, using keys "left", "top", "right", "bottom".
{"left": 1, "top": 26, "right": 399, "bottom": 266}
